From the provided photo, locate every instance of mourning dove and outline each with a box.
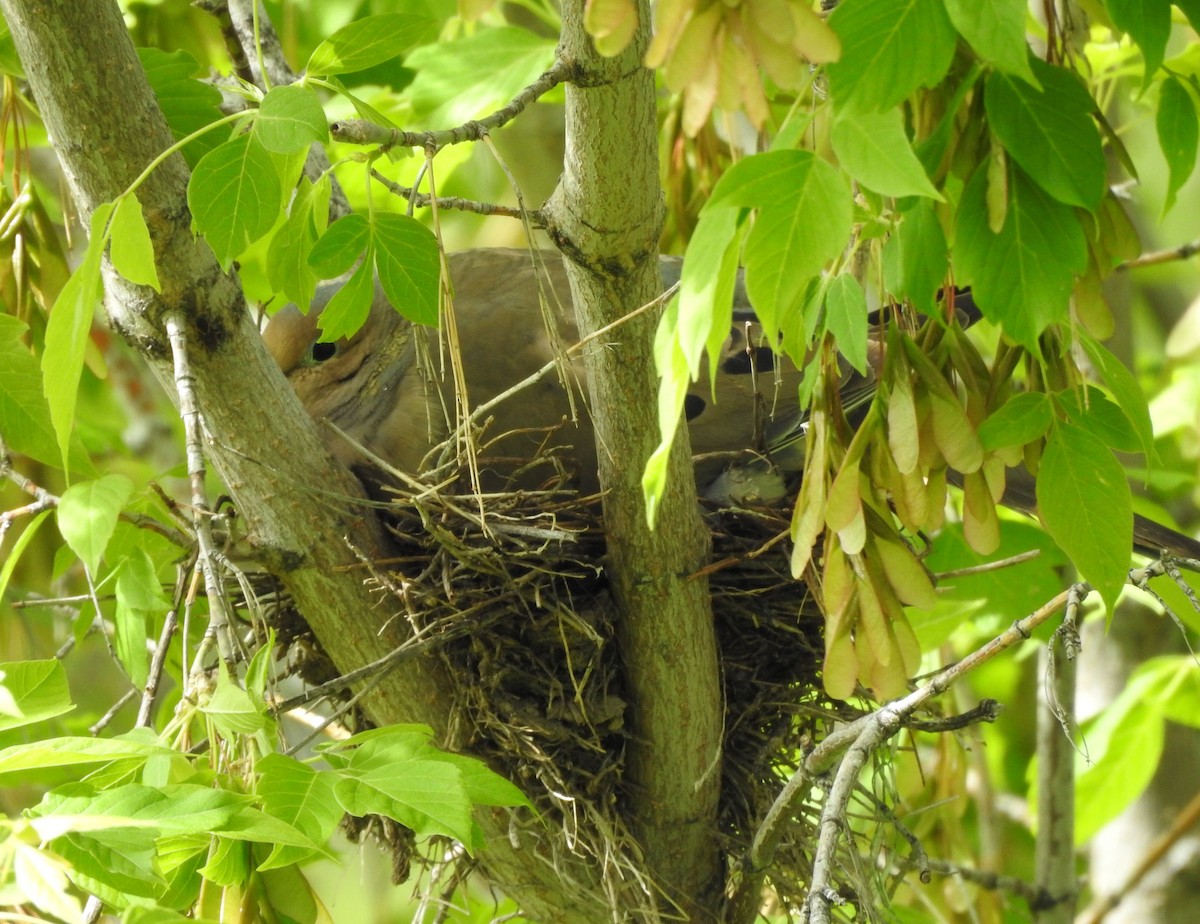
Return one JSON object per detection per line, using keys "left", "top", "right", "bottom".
{"left": 263, "top": 248, "right": 1200, "bottom": 561}
{"left": 263, "top": 248, "right": 818, "bottom": 500}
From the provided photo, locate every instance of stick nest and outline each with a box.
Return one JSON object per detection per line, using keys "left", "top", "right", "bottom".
{"left": 282, "top": 445, "right": 844, "bottom": 916}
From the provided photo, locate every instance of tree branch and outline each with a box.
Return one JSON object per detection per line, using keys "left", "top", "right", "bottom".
{"left": 541, "top": 3, "right": 724, "bottom": 918}
{"left": 328, "top": 60, "right": 570, "bottom": 151}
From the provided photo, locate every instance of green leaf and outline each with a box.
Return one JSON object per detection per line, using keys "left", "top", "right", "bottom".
{"left": 259, "top": 864, "right": 321, "bottom": 924}
{"left": 1077, "top": 332, "right": 1155, "bottom": 459}
{"left": 0, "top": 732, "right": 173, "bottom": 776}
{"left": 138, "top": 47, "right": 225, "bottom": 168}
{"left": 0, "top": 316, "right": 70, "bottom": 469}
{"left": 305, "top": 14, "right": 438, "bottom": 77}
{"left": 1106, "top": 0, "right": 1171, "bottom": 87}
{"left": 984, "top": 59, "right": 1106, "bottom": 211}
{"left": 0, "top": 19, "right": 25, "bottom": 78}
{"left": 256, "top": 754, "right": 343, "bottom": 869}
{"left": 881, "top": 198, "right": 948, "bottom": 315}
{"left": 113, "top": 551, "right": 166, "bottom": 688}
{"left": 188, "top": 133, "right": 282, "bottom": 270}
{"left": 709, "top": 150, "right": 851, "bottom": 334}
{"left": 1037, "top": 422, "right": 1132, "bottom": 613}
{"left": 978, "top": 391, "right": 1053, "bottom": 451}
{"left": 199, "top": 835, "right": 249, "bottom": 888}
{"left": 11, "top": 838, "right": 83, "bottom": 924}
{"left": 53, "top": 831, "right": 163, "bottom": 899}
{"left": 405, "top": 27, "right": 556, "bottom": 126}
{"left": 32, "top": 783, "right": 260, "bottom": 839}
{"left": 267, "top": 175, "right": 331, "bottom": 313}
{"left": 943, "top": 0, "right": 1036, "bottom": 84}
{"left": 432, "top": 751, "right": 529, "bottom": 809}
{"left": 827, "top": 0, "right": 956, "bottom": 113}
{"left": 373, "top": 213, "right": 440, "bottom": 327}
{"left": 954, "top": 163, "right": 1086, "bottom": 352}
{"left": 1179, "top": 0, "right": 1200, "bottom": 33}
{"left": 201, "top": 667, "right": 273, "bottom": 737}
{"left": 56, "top": 474, "right": 134, "bottom": 574}
{"left": 109, "top": 195, "right": 160, "bottom": 291}
{"left": 916, "top": 520, "right": 1068, "bottom": 645}
{"left": 314, "top": 258, "right": 376, "bottom": 342}
{"left": 0, "top": 660, "right": 73, "bottom": 732}
{"left": 0, "top": 510, "right": 51, "bottom": 613}
{"left": 1056, "top": 386, "right": 1141, "bottom": 454}
{"left": 676, "top": 206, "right": 743, "bottom": 376}
{"left": 43, "top": 203, "right": 110, "bottom": 474}
{"left": 1156, "top": 76, "right": 1199, "bottom": 216}
{"left": 334, "top": 757, "right": 474, "bottom": 846}
{"left": 254, "top": 84, "right": 329, "bottom": 154}
{"left": 1074, "top": 672, "right": 1166, "bottom": 844}
{"left": 830, "top": 105, "right": 942, "bottom": 199}
{"left": 1156, "top": 659, "right": 1200, "bottom": 728}
{"left": 645, "top": 302, "right": 692, "bottom": 527}
{"left": 308, "top": 213, "right": 370, "bottom": 279}
{"left": 824, "top": 274, "right": 869, "bottom": 375}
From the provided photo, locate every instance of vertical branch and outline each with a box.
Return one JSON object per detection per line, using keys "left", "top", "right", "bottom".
{"left": 543, "top": 2, "right": 724, "bottom": 916}
{"left": 1034, "top": 591, "right": 1081, "bottom": 922}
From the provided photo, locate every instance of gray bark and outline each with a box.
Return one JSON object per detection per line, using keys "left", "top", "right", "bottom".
{"left": 543, "top": 1, "right": 725, "bottom": 917}
{"left": 0, "top": 2, "right": 606, "bottom": 921}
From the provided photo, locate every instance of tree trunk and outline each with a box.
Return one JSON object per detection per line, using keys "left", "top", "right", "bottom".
{"left": 543, "top": 3, "right": 725, "bottom": 917}
{"left": 0, "top": 2, "right": 608, "bottom": 921}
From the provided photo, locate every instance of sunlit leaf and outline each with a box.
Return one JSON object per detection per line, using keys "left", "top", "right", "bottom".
{"left": 943, "top": 0, "right": 1036, "bottom": 85}
{"left": 305, "top": 14, "right": 438, "bottom": 76}
{"left": 188, "top": 133, "right": 282, "bottom": 270}
{"left": 827, "top": 0, "right": 956, "bottom": 113}
{"left": 978, "top": 391, "right": 1053, "bottom": 451}
{"left": 1106, "top": 0, "right": 1171, "bottom": 87}
{"left": 831, "top": 105, "right": 942, "bottom": 198}
{"left": 1156, "top": 76, "right": 1198, "bottom": 217}
{"left": 824, "top": 274, "right": 869, "bottom": 375}
{"left": 308, "top": 213, "right": 370, "bottom": 279}
{"left": 985, "top": 59, "right": 1105, "bottom": 211}
{"left": 43, "top": 204, "right": 110, "bottom": 474}
{"left": 1077, "top": 332, "right": 1155, "bottom": 459}
{"left": 109, "top": 195, "right": 160, "bottom": 291}
{"left": 881, "top": 197, "right": 948, "bottom": 315}
{"left": 1037, "top": 422, "right": 1132, "bottom": 613}
{"left": 405, "top": 28, "right": 556, "bottom": 126}
{"left": 138, "top": 47, "right": 225, "bottom": 167}
{"left": 709, "top": 150, "right": 852, "bottom": 334}
{"left": 57, "top": 474, "right": 134, "bottom": 574}
{"left": 254, "top": 84, "right": 329, "bottom": 154}
{"left": 372, "top": 213, "right": 440, "bottom": 327}
{"left": 955, "top": 163, "right": 1086, "bottom": 351}
{"left": 0, "top": 660, "right": 73, "bottom": 732}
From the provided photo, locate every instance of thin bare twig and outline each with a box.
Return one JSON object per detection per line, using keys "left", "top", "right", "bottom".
{"left": 369, "top": 168, "right": 545, "bottom": 225}
{"left": 329, "top": 60, "right": 571, "bottom": 152}
{"left": 936, "top": 548, "right": 1042, "bottom": 580}
{"left": 1120, "top": 237, "right": 1200, "bottom": 269}
{"left": 163, "top": 310, "right": 237, "bottom": 675}
{"left": 917, "top": 858, "right": 1046, "bottom": 904}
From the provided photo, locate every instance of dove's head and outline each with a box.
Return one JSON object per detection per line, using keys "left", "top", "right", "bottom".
{"left": 263, "top": 282, "right": 429, "bottom": 474}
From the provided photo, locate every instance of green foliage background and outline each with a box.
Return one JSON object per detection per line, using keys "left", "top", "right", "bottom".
{"left": 2, "top": 0, "right": 1200, "bottom": 921}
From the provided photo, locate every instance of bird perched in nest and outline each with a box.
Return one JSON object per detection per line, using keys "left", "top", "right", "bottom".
{"left": 264, "top": 248, "right": 818, "bottom": 503}
{"left": 263, "top": 248, "right": 1200, "bottom": 561}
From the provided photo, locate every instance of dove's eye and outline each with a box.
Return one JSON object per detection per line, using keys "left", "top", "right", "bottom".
{"left": 310, "top": 340, "right": 338, "bottom": 363}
